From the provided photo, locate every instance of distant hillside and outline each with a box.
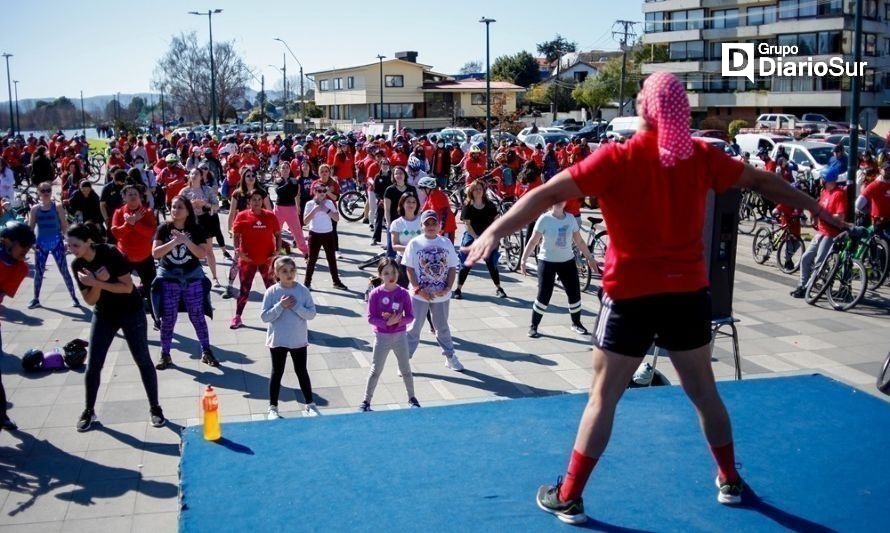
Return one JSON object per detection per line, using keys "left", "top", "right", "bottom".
{"left": 2, "top": 88, "right": 288, "bottom": 112}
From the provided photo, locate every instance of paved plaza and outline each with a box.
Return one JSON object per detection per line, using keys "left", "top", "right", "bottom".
{"left": 1, "top": 212, "right": 888, "bottom": 531}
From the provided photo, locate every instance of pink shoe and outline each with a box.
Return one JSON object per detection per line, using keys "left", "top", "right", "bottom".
{"left": 229, "top": 315, "right": 243, "bottom": 329}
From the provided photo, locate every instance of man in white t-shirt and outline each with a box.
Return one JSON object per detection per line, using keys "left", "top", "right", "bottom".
{"left": 402, "top": 210, "right": 463, "bottom": 372}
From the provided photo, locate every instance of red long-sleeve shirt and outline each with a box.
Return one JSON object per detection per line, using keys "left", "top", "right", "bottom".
{"left": 111, "top": 205, "right": 157, "bottom": 262}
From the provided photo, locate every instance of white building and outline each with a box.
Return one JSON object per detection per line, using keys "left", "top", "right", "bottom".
{"left": 641, "top": 0, "right": 890, "bottom": 125}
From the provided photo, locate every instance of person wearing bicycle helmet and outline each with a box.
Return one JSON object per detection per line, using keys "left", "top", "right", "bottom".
{"left": 463, "top": 146, "right": 487, "bottom": 184}
{"left": 418, "top": 176, "right": 455, "bottom": 242}
{"left": 0, "top": 221, "right": 36, "bottom": 432}
{"left": 464, "top": 72, "right": 844, "bottom": 525}
{"left": 157, "top": 154, "right": 187, "bottom": 208}
{"left": 791, "top": 165, "right": 847, "bottom": 298}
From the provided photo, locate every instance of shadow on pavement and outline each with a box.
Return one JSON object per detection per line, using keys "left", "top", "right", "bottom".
{"left": 0, "top": 430, "right": 178, "bottom": 517}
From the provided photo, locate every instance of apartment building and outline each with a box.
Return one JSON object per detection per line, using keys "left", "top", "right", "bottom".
{"left": 641, "top": 0, "right": 890, "bottom": 125}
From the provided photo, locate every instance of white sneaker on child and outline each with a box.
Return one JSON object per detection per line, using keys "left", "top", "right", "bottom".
{"left": 445, "top": 354, "right": 464, "bottom": 372}
{"left": 304, "top": 403, "right": 320, "bottom": 417}
{"left": 267, "top": 406, "right": 282, "bottom": 420}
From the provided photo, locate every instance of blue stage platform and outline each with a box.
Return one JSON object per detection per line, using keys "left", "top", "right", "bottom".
{"left": 179, "top": 375, "right": 890, "bottom": 532}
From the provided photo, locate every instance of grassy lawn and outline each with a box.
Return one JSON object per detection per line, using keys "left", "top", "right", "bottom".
{"left": 87, "top": 138, "right": 109, "bottom": 157}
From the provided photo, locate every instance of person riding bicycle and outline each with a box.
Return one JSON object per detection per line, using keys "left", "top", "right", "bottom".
{"left": 463, "top": 146, "right": 487, "bottom": 184}
{"left": 791, "top": 165, "right": 847, "bottom": 298}
{"left": 856, "top": 160, "right": 890, "bottom": 238}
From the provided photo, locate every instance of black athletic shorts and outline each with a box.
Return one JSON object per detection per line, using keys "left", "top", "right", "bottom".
{"left": 592, "top": 288, "right": 712, "bottom": 357}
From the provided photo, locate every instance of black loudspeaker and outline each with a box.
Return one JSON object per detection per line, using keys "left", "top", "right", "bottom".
{"left": 702, "top": 189, "right": 741, "bottom": 320}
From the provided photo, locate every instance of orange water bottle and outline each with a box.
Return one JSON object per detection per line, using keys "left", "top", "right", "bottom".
{"left": 202, "top": 385, "right": 221, "bottom": 441}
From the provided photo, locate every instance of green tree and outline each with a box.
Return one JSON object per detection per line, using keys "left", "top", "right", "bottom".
{"left": 459, "top": 60, "right": 483, "bottom": 75}
{"left": 490, "top": 51, "right": 540, "bottom": 88}
{"left": 571, "top": 76, "right": 612, "bottom": 116}
{"left": 537, "top": 34, "right": 577, "bottom": 63}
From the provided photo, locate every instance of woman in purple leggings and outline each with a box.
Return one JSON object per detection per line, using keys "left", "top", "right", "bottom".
{"left": 151, "top": 195, "right": 217, "bottom": 369}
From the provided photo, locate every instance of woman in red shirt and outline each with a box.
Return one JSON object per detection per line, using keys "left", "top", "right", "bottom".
{"left": 230, "top": 189, "right": 281, "bottom": 329}
{"left": 465, "top": 72, "right": 844, "bottom": 524}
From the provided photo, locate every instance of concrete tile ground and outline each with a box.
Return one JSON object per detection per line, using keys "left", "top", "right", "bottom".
{"left": 1, "top": 210, "right": 887, "bottom": 531}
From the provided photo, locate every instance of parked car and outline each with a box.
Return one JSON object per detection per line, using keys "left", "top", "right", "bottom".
{"left": 469, "top": 131, "right": 518, "bottom": 146}
{"left": 172, "top": 127, "right": 191, "bottom": 136}
{"left": 735, "top": 133, "right": 793, "bottom": 166}
{"left": 523, "top": 131, "right": 571, "bottom": 149}
{"left": 821, "top": 133, "right": 886, "bottom": 154}
{"left": 801, "top": 113, "right": 844, "bottom": 132}
{"left": 605, "top": 129, "right": 637, "bottom": 142}
{"left": 571, "top": 124, "right": 606, "bottom": 142}
{"left": 436, "top": 127, "right": 480, "bottom": 145}
{"left": 692, "top": 129, "right": 730, "bottom": 142}
{"left": 551, "top": 118, "right": 581, "bottom": 129}
{"left": 699, "top": 137, "right": 738, "bottom": 156}
{"left": 605, "top": 116, "right": 642, "bottom": 133}
{"left": 517, "top": 126, "right": 567, "bottom": 143}
{"left": 770, "top": 141, "right": 846, "bottom": 181}
{"left": 755, "top": 113, "right": 819, "bottom": 134}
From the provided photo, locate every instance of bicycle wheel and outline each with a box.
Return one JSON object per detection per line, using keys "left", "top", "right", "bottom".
{"left": 577, "top": 253, "right": 592, "bottom": 292}
{"left": 827, "top": 258, "right": 867, "bottom": 311}
{"left": 738, "top": 198, "right": 756, "bottom": 235}
{"left": 589, "top": 230, "right": 609, "bottom": 264}
{"left": 449, "top": 191, "right": 462, "bottom": 216}
{"left": 337, "top": 191, "right": 366, "bottom": 222}
{"left": 500, "top": 230, "right": 523, "bottom": 272}
{"left": 863, "top": 236, "right": 889, "bottom": 290}
{"left": 776, "top": 234, "right": 806, "bottom": 274}
{"left": 751, "top": 227, "right": 773, "bottom": 264}
{"left": 805, "top": 252, "right": 839, "bottom": 305}
{"left": 877, "top": 352, "right": 890, "bottom": 395}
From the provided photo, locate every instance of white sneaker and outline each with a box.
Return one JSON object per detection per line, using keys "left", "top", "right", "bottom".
{"left": 632, "top": 362, "right": 654, "bottom": 386}
{"left": 445, "top": 354, "right": 464, "bottom": 372}
{"left": 267, "top": 406, "right": 282, "bottom": 420}
{"left": 304, "top": 403, "right": 320, "bottom": 417}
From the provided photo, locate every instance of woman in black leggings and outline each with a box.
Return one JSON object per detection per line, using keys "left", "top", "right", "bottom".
{"left": 66, "top": 223, "right": 166, "bottom": 432}
{"left": 519, "top": 201, "right": 596, "bottom": 339}
{"left": 454, "top": 180, "right": 507, "bottom": 299}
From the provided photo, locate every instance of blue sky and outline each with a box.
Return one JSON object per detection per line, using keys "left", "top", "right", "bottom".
{"left": 4, "top": 0, "right": 641, "bottom": 100}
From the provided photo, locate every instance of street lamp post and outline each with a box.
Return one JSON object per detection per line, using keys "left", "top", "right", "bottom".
{"left": 376, "top": 55, "right": 386, "bottom": 124}
{"left": 188, "top": 9, "right": 223, "bottom": 130}
{"left": 268, "top": 64, "right": 287, "bottom": 124}
{"left": 80, "top": 90, "right": 86, "bottom": 136}
{"left": 13, "top": 80, "right": 20, "bottom": 136}
{"left": 116, "top": 92, "right": 120, "bottom": 122}
{"left": 479, "top": 17, "right": 496, "bottom": 171}
{"left": 160, "top": 87, "right": 166, "bottom": 132}
{"left": 274, "top": 38, "right": 306, "bottom": 128}
{"left": 2, "top": 53, "right": 13, "bottom": 134}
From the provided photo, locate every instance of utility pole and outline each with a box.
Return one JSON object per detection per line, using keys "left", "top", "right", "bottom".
{"left": 12, "top": 80, "right": 20, "bottom": 135}
{"left": 81, "top": 90, "right": 86, "bottom": 136}
{"left": 160, "top": 87, "right": 166, "bottom": 132}
{"left": 2, "top": 53, "right": 13, "bottom": 134}
{"left": 282, "top": 53, "right": 287, "bottom": 120}
{"left": 480, "top": 17, "right": 496, "bottom": 171}
{"left": 613, "top": 20, "right": 638, "bottom": 117}
{"left": 274, "top": 38, "right": 306, "bottom": 128}
{"left": 260, "top": 74, "right": 265, "bottom": 133}
{"left": 552, "top": 47, "right": 562, "bottom": 123}
{"left": 188, "top": 9, "right": 223, "bottom": 129}
{"left": 376, "top": 55, "right": 386, "bottom": 123}
{"left": 847, "top": 0, "right": 864, "bottom": 220}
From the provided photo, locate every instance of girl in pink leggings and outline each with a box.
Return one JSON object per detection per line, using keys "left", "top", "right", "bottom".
{"left": 273, "top": 162, "right": 308, "bottom": 256}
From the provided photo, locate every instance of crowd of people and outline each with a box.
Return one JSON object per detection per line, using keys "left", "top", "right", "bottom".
{"left": 0, "top": 121, "right": 609, "bottom": 429}
{"left": 1, "top": 71, "right": 889, "bottom": 525}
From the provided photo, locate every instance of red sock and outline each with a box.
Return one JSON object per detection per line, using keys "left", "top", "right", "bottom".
{"left": 710, "top": 442, "right": 740, "bottom": 482}
{"left": 558, "top": 449, "right": 598, "bottom": 502}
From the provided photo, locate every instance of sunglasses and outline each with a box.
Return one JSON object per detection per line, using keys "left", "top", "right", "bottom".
{"left": 39, "top": 189, "right": 52, "bottom": 194}
{"left": 315, "top": 188, "right": 328, "bottom": 193}
{"left": 245, "top": 174, "right": 256, "bottom": 178}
